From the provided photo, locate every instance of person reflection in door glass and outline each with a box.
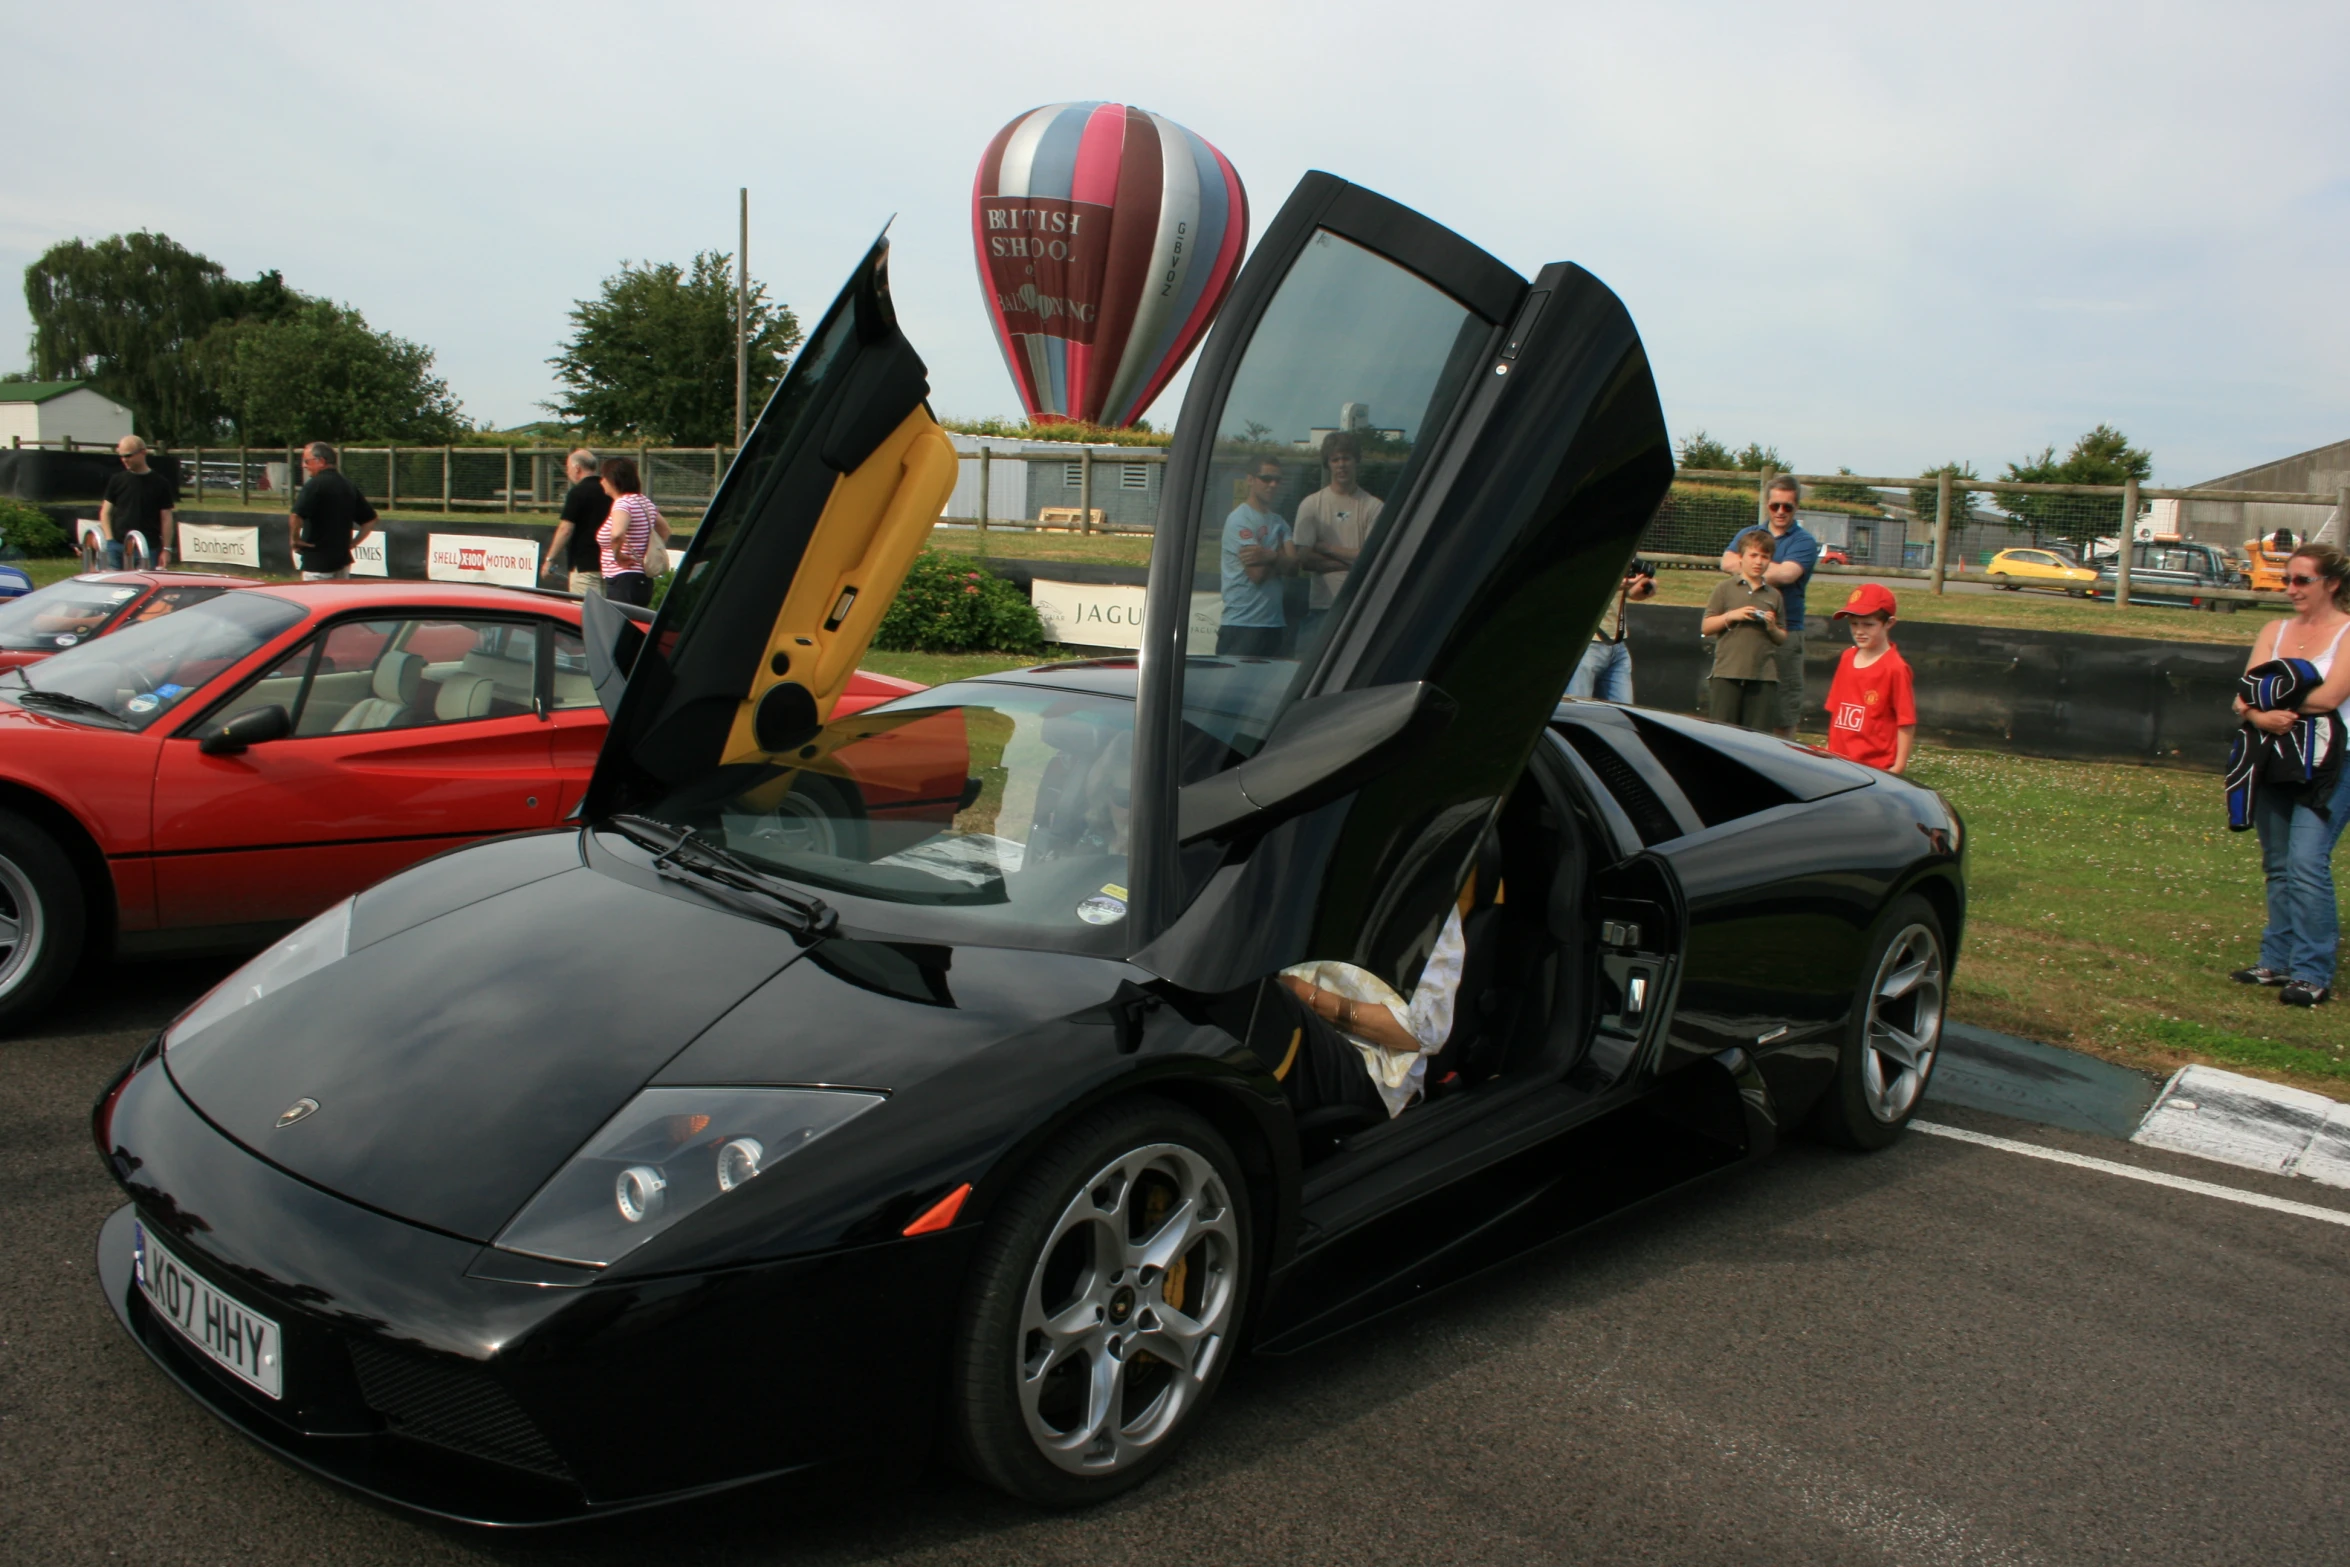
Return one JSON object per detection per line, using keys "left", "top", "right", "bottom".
{"left": 1291, "top": 432, "right": 1385, "bottom": 638}
{"left": 1218, "top": 460, "right": 1293, "bottom": 657}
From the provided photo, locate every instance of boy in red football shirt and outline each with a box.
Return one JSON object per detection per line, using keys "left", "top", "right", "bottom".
{"left": 1823, "top": 583, "right": 1916, "bottom": 773}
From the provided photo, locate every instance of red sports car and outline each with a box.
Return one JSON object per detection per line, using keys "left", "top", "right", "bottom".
{"left": 0, "top": 569, "right": 263, "bottom": 673}
{"left": 0, "top": 580, "right": 921, "bottom": 1027}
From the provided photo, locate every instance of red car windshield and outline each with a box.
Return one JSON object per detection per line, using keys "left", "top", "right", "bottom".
{"left": 14, "top": 592, "right": 306, "bottom": 729}
{"left": 0, "top": 577, "right": 149, "bottom": 651}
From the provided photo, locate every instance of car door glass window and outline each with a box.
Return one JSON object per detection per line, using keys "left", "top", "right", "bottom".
{"left": 551, "top": 628, "right": 596, "bottom": 710}
{"left": 646, "top": 681, "right": 1138, "bottom": 954}
{"left": 290, "top": 618, "right": 540, "bottom": 736}
{"left": 1170, "top": 229, "right": 1489, "bottom": 778}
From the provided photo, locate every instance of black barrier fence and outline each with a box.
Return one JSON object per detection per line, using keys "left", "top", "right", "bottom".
{"left": 1627, "top": 605, "right": 2242, "bottom": 771}
{"left": 1, "top": 449, "right": 182, "bottom": 503}
{"left": 984, "top": 558, "right": 2246, "bottom": 774}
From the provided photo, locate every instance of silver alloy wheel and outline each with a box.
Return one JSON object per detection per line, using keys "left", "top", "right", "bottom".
{"left": 1862, "top": 922, "right": 1943, "bottom": 1123}
{"left": 1016, "top": 1141, "right": 1238, "bottom": 1476}
{"left": 0, "top": 849, "right": 42, "bottom": 1000}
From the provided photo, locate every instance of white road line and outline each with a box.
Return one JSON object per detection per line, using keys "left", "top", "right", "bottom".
{"left": 1912, "top": 1120, "right": 2350, "bottom": 1229}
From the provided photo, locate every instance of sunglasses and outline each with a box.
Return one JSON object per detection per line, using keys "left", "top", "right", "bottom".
{"left": 1766, "top": 501, "right": 1795, "bottom": 514}
{"left": 1252, "top": 473, "right": 1280, "bottom": 483}
{"left": 2286, "top": 573, "right": 2328, "bottom": 587}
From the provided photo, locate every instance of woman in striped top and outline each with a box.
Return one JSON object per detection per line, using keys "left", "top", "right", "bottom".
{"left": 596, "top": 457, "right": 663, "bottom": 607}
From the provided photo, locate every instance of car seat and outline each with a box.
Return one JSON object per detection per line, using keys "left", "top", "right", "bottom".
{"left": 333, "top": 651, "right": 425, "bottom": 731}
{"left": 432, "top": 672, "right": 497, "bottom": 722}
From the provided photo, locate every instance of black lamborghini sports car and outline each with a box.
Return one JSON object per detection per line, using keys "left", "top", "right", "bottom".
{"left": 92, "top": 174, "right": 1965, "bottom": 1523}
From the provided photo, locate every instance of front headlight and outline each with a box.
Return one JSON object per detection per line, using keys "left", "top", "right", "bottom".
{"left": 492, "top": 1086, "right": 883, "bottom": 1268}
{"left": 164, "top": 897, "right": 354, "bottom": 1058}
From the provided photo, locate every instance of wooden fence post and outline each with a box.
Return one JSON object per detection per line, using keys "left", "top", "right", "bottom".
{"left": 193, "top": 446, "right": 205, "bottom": 504}
{"left": 386, "top": 446, "right": 398, "bottom": 512}
{"left": 504, "top": 446, "right": 515, "bottom": 514}
{"left": 2115, "top": 477, "right": 2138, "bottom": 609}
{"left": 443, "top": 445, "right": 454, "bottom": 512}
{"left": 1930, "top": 470, "right": 1952, "bottom": 594}
{"left": 1079, "top": 446, "right": 1093, "bottom": 535}
{"left": 977, "top": 446, "right": 990, "bottom": 555}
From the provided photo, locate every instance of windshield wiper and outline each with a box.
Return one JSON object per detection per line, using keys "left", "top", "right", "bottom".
{"left": 602, "top": 813, "right": 837, "bottom": 937}
{"left": 14, "top": 689, "right": 129, "bottom": 726}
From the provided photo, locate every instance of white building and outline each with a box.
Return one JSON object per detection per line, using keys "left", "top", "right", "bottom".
{"left": 0, "top": 381, "right": 135, "bottom": 447}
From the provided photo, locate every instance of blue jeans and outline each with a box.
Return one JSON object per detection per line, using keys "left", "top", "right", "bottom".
{"left": 1569, "top": 639, "right": 1634, "bottom": 704}
{"left": 2255, "top": 761, "right": 2350, "bottom": 988}
{"left": 102, "top": 539, "right": 125, "bottom": 570}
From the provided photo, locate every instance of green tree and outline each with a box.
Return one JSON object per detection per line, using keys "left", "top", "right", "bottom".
{"left": 547, "top": 252, "right": 801, "bottom": 444}
{"left": 1676, "top": 430, "right": 1735, "bottom": 471}
{"left": 201, "top": 300, "right": 463, "bottom": 445}
{"left": 1909, "top": 461, "right": 1981, "bottom": 532}
{"left": 1995, "top": 425, "right": 2152, "bottom": 547}
{"left": 23, "top": 232, "right": 299, "bottom": 443}
{"left": 1812, "top": 466, "right": 1879, "bottom": 506}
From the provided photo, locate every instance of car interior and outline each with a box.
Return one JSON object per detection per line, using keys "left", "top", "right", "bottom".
{"left": 201, "top": 618, "right": 550, "bottom": 740}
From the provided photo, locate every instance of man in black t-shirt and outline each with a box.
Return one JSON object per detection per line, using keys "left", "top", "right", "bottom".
{"left": 543, "top": 448, "right": 612, "bottom": 596}
{"left": 101, "top": 436, "right": 177, "bottom": 569}
{"left": 288, "top": 442, "right": 379, "bottom": 579}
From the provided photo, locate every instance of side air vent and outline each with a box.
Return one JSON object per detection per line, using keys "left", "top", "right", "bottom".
{"left": 1560, "top": 727, "right": 1682, "bottom": 846}
{"left": 348, "top": 1340, "right": 572, "bottom": 1482}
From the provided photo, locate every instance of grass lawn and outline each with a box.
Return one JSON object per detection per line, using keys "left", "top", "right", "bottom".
{"left": 1910, "top": 747, "right": 2344, "bottom": 1093}
{"left": 927, "top": 526, "right": 1154, "bottom": 568}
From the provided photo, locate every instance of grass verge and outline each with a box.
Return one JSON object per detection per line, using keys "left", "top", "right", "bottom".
{"left": 1644, "top": 564, "right": 2271, "bottom": 645}
{"left": 858, "top": 648, "right": 1093, "bottom": 688}
{"left": 1909, "top": 748, "right": 2346, "bottom": 1095}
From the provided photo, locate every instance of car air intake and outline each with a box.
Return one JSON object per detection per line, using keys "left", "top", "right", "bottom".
{"left": 347, "top": 1340, "right": 572, "bottom": 1482}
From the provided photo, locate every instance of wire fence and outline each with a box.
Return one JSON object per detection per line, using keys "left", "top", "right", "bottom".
{"left": 18, "top": 433, "right": 2346, "bottom": 609}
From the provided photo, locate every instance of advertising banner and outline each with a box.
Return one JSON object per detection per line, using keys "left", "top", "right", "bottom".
{"left": 178, "top": 523, "right": 263, "bottom": 570}
{"left": 350, "top": 534, "right": 388, "bottom": 576}
{"left": 1030, "top": 578, "right": 1146, "bottom": 648}
{"left": 426, "top": 532, "right": 540, "bottom": 588}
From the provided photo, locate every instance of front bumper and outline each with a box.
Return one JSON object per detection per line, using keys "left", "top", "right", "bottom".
{"left": 93, "top": 1054, "right": 977, "bottom": 1526}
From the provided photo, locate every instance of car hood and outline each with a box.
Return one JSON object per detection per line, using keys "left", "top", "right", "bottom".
{"left": 165, "top": 835, "right": 811, "bottom": 1242}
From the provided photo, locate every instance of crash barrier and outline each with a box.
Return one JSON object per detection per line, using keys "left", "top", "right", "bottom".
{"left": 1624, "top": 604, "right": 2245, "bottom": 771}
{"left": 0, "top": 448, "right": 182, "bottom": 503}
{"left": 981, "top": 558, "right": 2246, "bottom": 771}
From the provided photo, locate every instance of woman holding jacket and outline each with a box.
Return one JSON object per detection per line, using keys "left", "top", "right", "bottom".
{"left": 2231, "top": 542, "right": 2350, "bottom": 1006}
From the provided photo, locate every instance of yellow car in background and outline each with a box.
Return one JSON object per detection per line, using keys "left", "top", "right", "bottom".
{"left": 1986, "top": 547, "right": 2097, "bottom": 595}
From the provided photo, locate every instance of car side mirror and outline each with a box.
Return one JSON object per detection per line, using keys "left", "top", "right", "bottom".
{"left": 199, "top": 704, "right": 290, "bottom": 756}
{"left": 1177, "top": 682, "right": 1457, "bottom": 845}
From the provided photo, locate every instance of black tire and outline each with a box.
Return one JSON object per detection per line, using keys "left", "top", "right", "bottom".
{"left": 1809, "top": 895, "right": 1945, "bottom": 1150}
{"left": 948, "top": 1096, "right": 1250, "bottom": 1507}
{"left": 0, "top": 809, "right": 86, "bottom": 1033}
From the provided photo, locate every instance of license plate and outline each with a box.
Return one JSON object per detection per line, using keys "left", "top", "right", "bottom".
{"left": 132, "top": 1219, "right": 283, "bottom": 1399}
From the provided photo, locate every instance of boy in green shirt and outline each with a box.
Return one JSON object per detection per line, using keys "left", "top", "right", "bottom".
{"left": 1702, "top": 531, "right": 1788, "bottom": 731}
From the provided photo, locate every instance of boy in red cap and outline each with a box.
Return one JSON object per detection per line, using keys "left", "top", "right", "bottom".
{"left": 1823, "top": 583, "right": 1916, "bottom": 773}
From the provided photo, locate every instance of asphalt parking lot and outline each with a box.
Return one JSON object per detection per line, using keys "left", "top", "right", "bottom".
{"left": 7, "top": 963, "right": 2345, "bottom": 1566}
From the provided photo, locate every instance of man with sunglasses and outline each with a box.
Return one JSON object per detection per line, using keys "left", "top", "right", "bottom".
{"left": 1219, "top": 459, "right": 1293, "bottom": 657}
{"left": 1719, "top": 475, "right": 1821, "bottom": 737}
{"left": 100, "top": 436, "right": 177, "bottom": 570}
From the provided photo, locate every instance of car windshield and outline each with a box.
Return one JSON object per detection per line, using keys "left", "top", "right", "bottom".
{"left": 15, "top": 592, "right": 306, "bottom": 729}
{"left": 0, "top": 577, "right": 148, "bottom": 651}
{"left": 634, "top": 679, "right": 1139, "bottom": 953}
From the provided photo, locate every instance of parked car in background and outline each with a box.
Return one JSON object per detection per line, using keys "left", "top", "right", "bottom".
{"left": 1985, "top": 547, "right": 2097, "bottom": 595}
{"left": 0, "top": 581, "right": 920, "bottom": 1028}
{"left": 0, "top": 571, "right": 259, "bottom": 673}
{"left": 1820, "top": 546, "right": 1850, "bottom": 566}
{"left": 2086, "top": 539, "right": 2249, "bottom": 610}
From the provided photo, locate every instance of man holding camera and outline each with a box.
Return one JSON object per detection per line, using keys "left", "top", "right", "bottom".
{"left": 1569, "top": 559, "right": 1657, "bottom": 703}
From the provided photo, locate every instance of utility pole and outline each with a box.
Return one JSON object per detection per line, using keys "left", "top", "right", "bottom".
{"left": 735, "top": 188, "right": 749, "bottom": 447}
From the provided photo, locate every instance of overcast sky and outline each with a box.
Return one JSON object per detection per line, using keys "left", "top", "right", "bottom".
{"left": 4, "top": 0, "right": 2343, "bottom": 484}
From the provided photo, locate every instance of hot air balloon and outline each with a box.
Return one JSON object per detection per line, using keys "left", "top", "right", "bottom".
{"left": 973, "top": 102, "right": 1247, "bottom": 428}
